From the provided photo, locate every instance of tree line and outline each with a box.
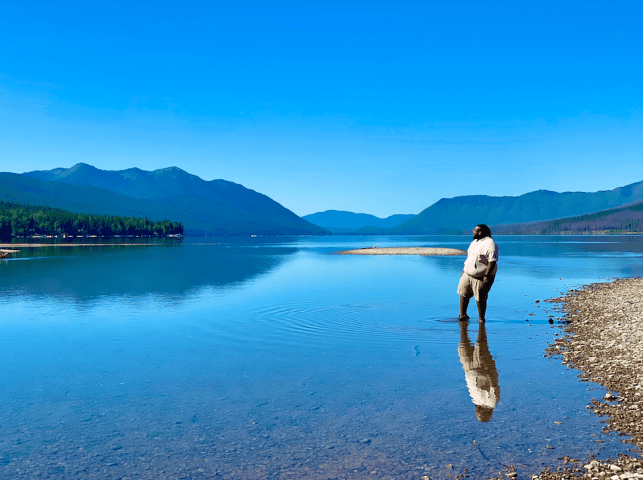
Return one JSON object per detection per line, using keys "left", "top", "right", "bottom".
{"left": 492, "top": 203, "right": 643, "bottom": 235}
{"left": 0, "top": 201, "right": 183, "bottom": 239}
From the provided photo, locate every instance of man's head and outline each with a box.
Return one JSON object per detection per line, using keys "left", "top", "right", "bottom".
{"left": 473, "top": 224, "right": 491, "bottom": 240}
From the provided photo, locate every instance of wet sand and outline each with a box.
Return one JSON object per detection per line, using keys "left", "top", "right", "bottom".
{"left": 495, "top": 279, "right": 643, "bottom": 479}
{"left": 337, "top": 247, "right": 466, "bottom": 256}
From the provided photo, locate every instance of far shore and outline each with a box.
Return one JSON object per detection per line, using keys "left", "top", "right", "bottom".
{"left": 0, "top": 243, "right": 159, "bottom": 248}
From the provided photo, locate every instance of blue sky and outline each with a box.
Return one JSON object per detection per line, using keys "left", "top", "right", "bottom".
{"left": 1, "top": 1, "right": 642, "bottom": 217}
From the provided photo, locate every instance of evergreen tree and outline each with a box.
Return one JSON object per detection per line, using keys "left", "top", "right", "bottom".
{"left": 0, "top": 202, "right": 184, "bottom": 238}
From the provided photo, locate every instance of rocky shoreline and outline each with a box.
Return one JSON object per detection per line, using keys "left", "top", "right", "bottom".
{"left": 495, "top": 278, "right": 643, "bottom": 480}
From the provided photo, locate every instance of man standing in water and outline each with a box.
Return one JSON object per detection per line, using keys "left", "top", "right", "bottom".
{"left": 457, "top": 224, "right": 498, "bottom": 322}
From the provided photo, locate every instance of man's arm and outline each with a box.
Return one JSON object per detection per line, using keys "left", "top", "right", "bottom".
{"left": 483, "top": 260, "right": 496, "bottom": 285}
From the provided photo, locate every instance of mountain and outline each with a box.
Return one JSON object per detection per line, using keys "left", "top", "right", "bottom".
{"left": 365, "top": 181, "right": 643, "bottom": 234}
{"left": 492, "top": 201, "right": 643, "bottom": 234}
{"left": 9, "top": 163, "right": 329, "bottom": 236}
{"left": 0, "top": 172, "right": 177, "bottom": 219}
{"left": 302, "top": 210, "right": 415, "bottom": 233}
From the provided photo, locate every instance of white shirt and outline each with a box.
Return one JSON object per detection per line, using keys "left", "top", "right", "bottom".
{"left": 463, "top": 236, "right": 498, "bottom": 278}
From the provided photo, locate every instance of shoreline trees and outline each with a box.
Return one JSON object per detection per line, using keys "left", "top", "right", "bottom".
{"left": 0, "top": 202, "right": 183, "bottom": 239}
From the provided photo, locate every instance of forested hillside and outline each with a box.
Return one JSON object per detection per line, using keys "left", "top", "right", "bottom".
{"left": 21, "top": 164, "right": 329, "bottom": 236}
{"left": 492, "top": 202, "right": 643, "bottom": 234}
{"left": 369, "top": 181, "right": 643, "bottom": 234}
{"left": 0, "top": 201, "right": 183, "bottom": 239}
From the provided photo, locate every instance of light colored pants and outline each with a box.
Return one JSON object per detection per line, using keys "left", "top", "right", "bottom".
{"left": 457, "top": 273, "right": 495, "bottom": 302}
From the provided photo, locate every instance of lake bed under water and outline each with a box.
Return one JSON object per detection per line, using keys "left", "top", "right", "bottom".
{"left": 1, "top": 235, "right": 643, "bottom": 479}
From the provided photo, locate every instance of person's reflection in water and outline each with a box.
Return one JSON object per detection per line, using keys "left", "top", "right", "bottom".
{"left": 458, "top": 320, "right": 500, "bottom": 422}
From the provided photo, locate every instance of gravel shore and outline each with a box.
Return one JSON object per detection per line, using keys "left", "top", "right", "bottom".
{"left": 493, "top": 278, "right": 643, "bottom": 480}
{"left": 337, "top": 247, "right": 466, "bottom": 256}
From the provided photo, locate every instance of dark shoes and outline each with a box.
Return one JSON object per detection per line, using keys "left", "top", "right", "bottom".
{"left": 459, "top": 314, "right": 486, "bottom": 322}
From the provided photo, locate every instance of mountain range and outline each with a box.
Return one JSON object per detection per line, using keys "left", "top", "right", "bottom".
{"left": 302, "top": 210, "right": 415, "bottom": 233}
{"left": 2, "top": 163, "right": 328, "bottom": 236}
{"left": 3, "top": 162, "right": 643, "bottom": 236}
{"left": 351, "top": 181, "right": 643, "bottom": 234}
{"left": 492, "top": 201, "right": 643, "bottom": 235}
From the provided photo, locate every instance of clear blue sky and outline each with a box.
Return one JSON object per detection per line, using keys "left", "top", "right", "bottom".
{"left": 1, "top": 1, "right": 642, "bottom": 217}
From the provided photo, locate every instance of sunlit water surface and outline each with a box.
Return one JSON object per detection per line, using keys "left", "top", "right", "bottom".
{"left": 1, "top": 235, "right": 643, "bottom": 479}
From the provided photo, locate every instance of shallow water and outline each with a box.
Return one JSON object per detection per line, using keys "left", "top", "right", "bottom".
{"left": 1, "top": 235, "right": 642, "bottom": 479}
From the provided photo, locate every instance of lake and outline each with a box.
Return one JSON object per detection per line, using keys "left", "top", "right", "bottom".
{"left": 1, "top": 235, "right": 643, "bottom": 479}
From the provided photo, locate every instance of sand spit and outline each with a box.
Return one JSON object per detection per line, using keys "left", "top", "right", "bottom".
{"left": 493, "top": 279, "right": 643, "bottom": 480}
{"left": 337, "top": 247, "right": 466, "bottom": 256}
{"left": 0, "top": 249, "right": 19, "bottom": 259}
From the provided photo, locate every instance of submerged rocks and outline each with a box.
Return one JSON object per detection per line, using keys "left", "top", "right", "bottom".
{"left": 544, "top": 278, "right": 643, "bottom": 447}
{"left": 491, "top": 455, "right": 643, "bottom": 480}
{"left": 529, "top": 278, "right": 643, "bottom": 480}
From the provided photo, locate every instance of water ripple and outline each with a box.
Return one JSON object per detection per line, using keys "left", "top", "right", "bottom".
{"left": 229, "top": 302, "right": 535, "bottom": 351}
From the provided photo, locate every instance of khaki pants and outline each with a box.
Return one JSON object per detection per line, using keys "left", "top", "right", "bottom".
{"left": 457, "top": 273, "right": 495, "bottom": 302}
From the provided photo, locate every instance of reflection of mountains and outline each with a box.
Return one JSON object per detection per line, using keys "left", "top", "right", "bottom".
{"left": 0, "top": 244, "right": 296, "bottom": 303}
{"left": 498, "top": 236, "right": 643, "bottom": 257}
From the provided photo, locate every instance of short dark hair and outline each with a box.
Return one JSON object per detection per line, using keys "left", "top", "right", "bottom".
{"left": 476, "top": 224, "right": 491, "bottom": 238}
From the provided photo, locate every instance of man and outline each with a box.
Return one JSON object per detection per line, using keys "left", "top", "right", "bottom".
{"left": 457, "top": 224, "right": 498, "bottom": 322}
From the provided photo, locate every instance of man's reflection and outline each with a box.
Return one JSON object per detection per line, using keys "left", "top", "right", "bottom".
{"left": 458, "top": 320, "right": 500, "bottom": 422}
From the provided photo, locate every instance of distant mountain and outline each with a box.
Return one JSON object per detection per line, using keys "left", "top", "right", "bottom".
{"left": 10, "top": 163, "right": 329, "bottom": 236}
{"left": 492, "top": 201, "right": 643, "bottom": 234}
{"left": 0, "top": 172, "right": 176, "bottom": 219}
{"left": 303, "top": 210, "right": 415, "bottom": 233}
{"left": 361, "top": 181, "right": 643, "bottom": 234}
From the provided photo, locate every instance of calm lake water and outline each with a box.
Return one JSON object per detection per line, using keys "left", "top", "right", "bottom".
{"left": 1, "top": 235, "right": 643, "bottom": 479}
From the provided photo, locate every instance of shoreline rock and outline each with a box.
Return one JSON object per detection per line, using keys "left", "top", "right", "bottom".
{"left": 545, "top": 279, "right": 643, "bottom": 449}
{"left": 493, "top": 278, "right": 643, "bottom": 480}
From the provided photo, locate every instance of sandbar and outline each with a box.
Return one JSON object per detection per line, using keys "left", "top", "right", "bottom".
{"left": 337, "top": 247, "right": 466, "bottom": 256}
